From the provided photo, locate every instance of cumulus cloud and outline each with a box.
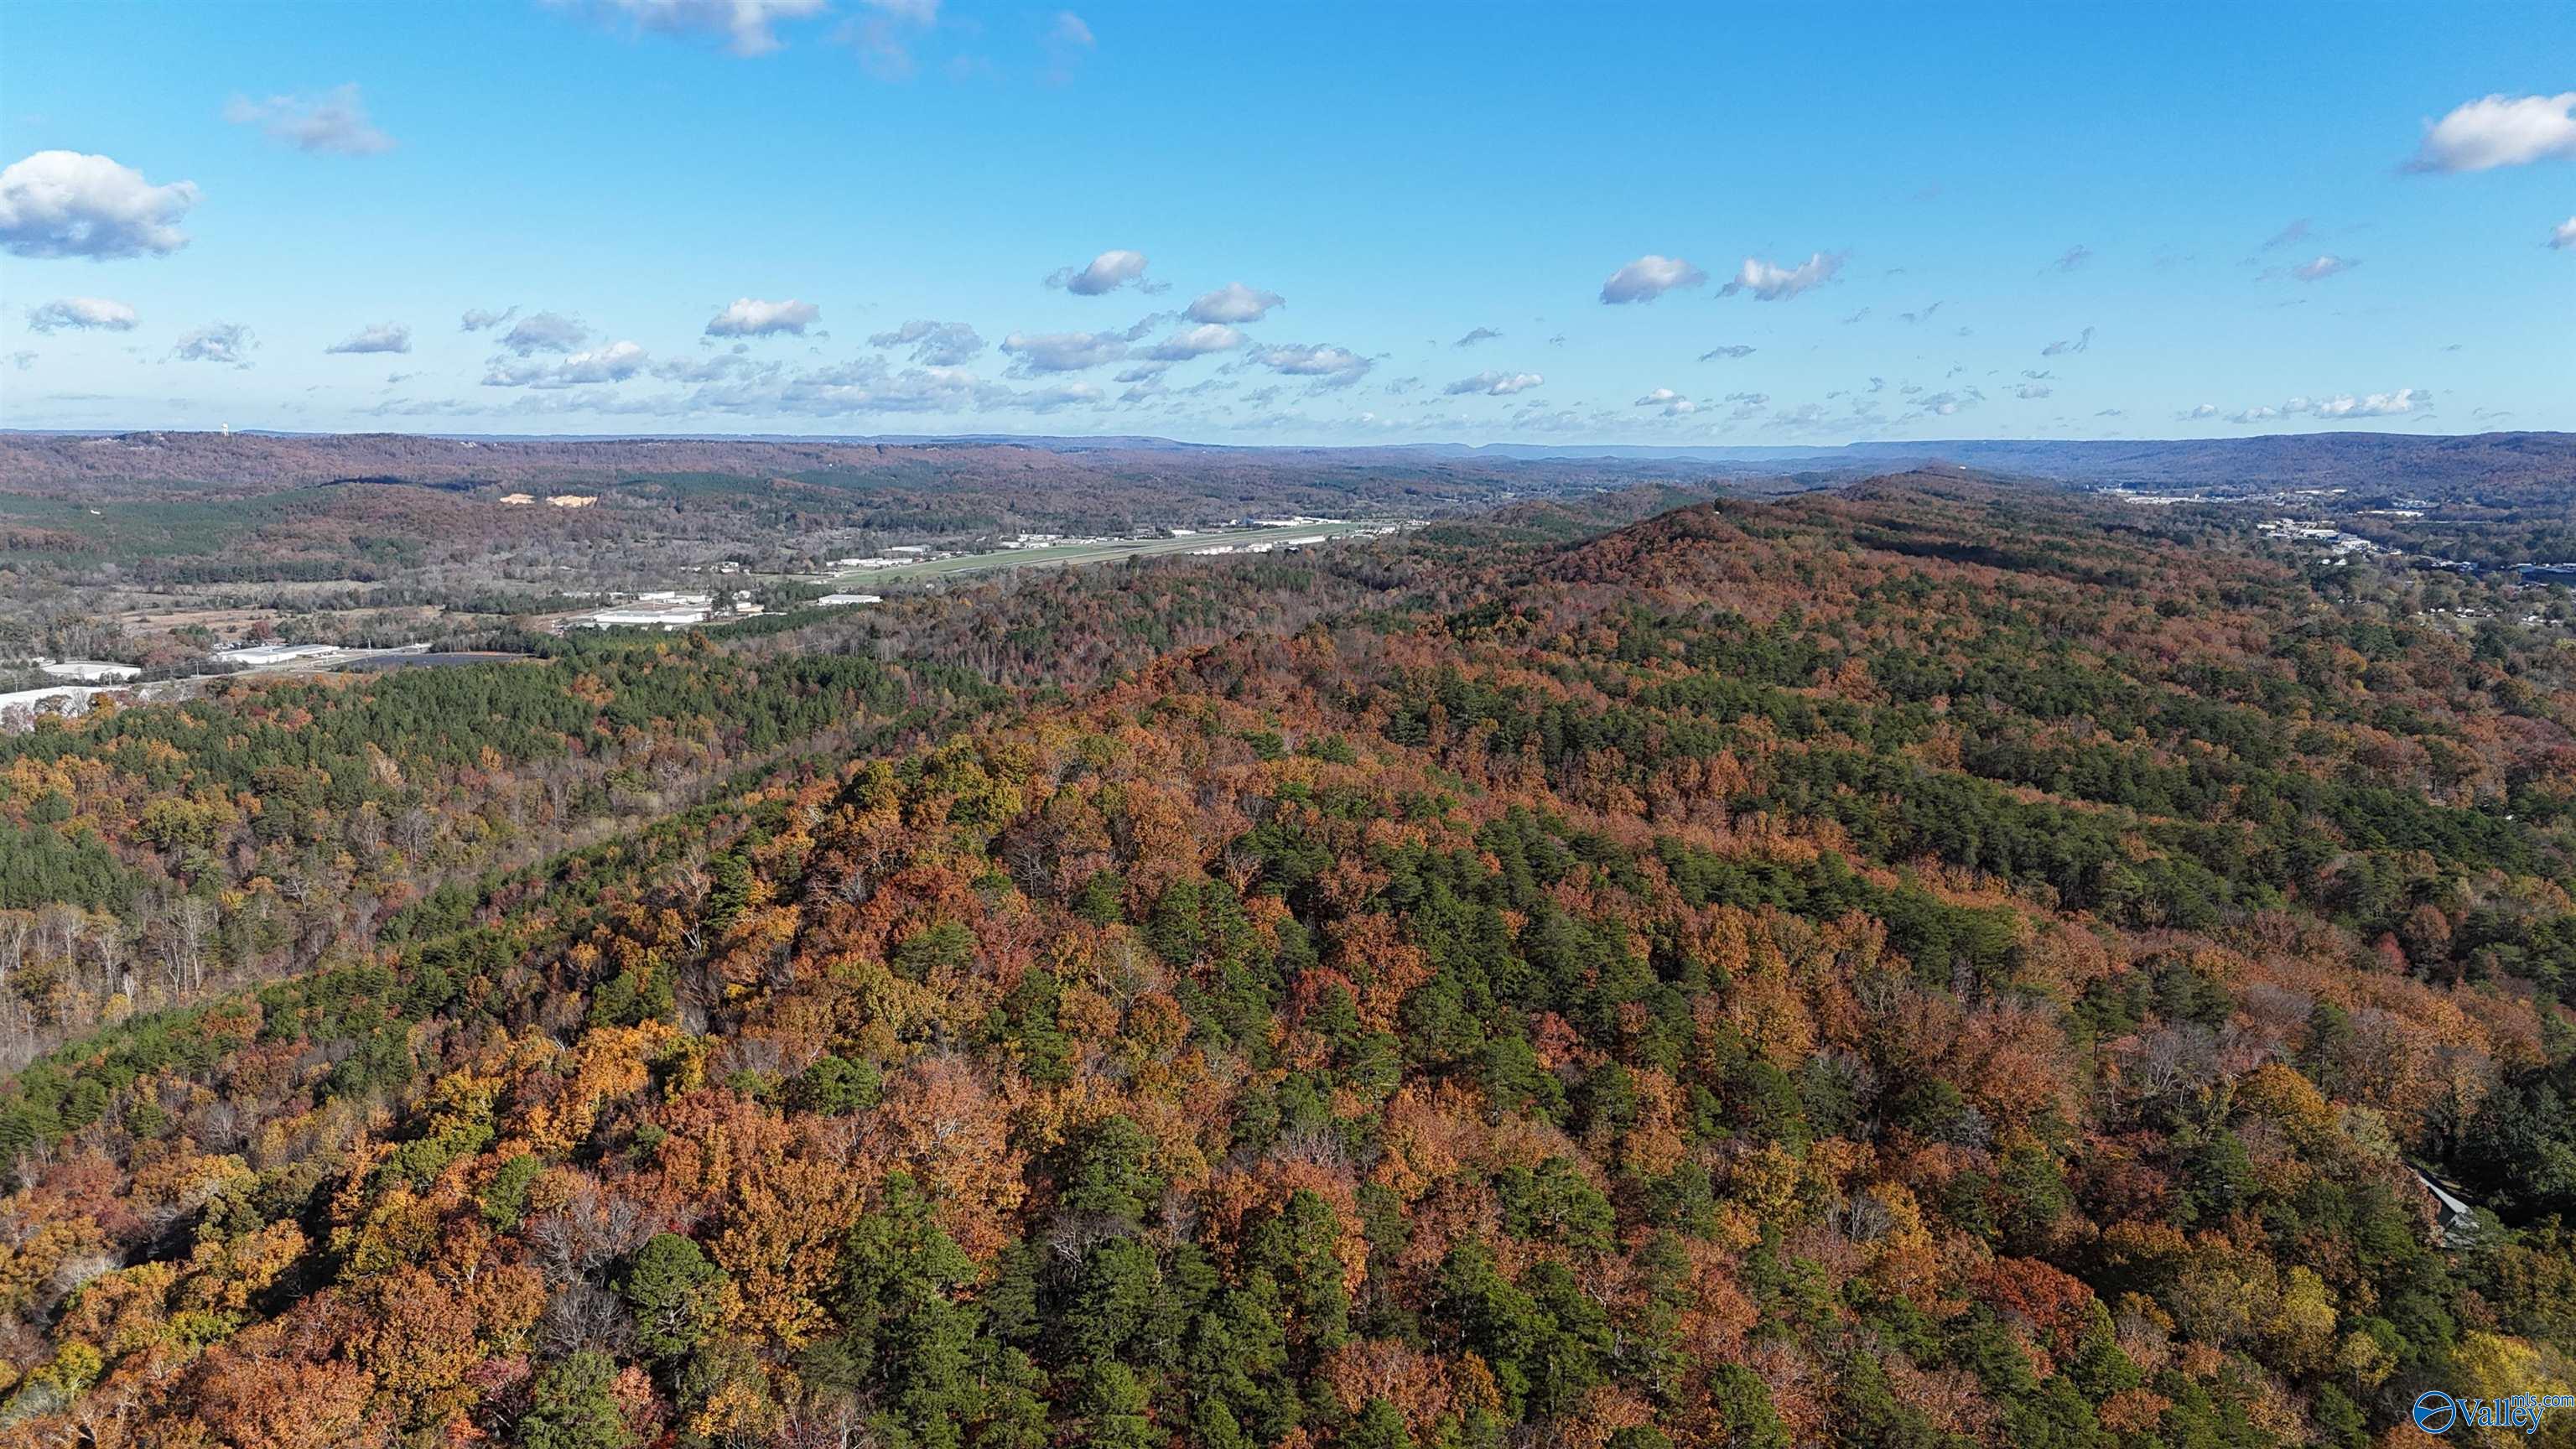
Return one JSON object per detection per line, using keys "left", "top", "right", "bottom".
{"left": 171, "top": 323, "right": 253, "bottom": 366}
{"left": 0, "top": 151, "right": 200, "bottom": 260}
{"left": 326, "top": 322, "right": 412, "bottom": 354}
{"left": 1246, "top": 342, "right": 1372, "bottom": 385}
{"left": 631, "top": 354, "right": 1136, "bottom": 420}
{"left": 1021, "top": 380, "right": 1104, "bottom": 412}
{"left": 1910, "top": 387, "right": 1981, "bottom": 418}
{"left": 1145, "top": 323, "right": 1244, "bottom": 361}
{"left": 868, "top": 318, "right": 983, "bottom": 365}
{"left": 1698, "top": 344, "right": 1755, "bottom": 361}
{"left": 223, "top": 84, "right": 394, "bottom": 155}
{"left": 2552, "top": 216, "right": 2576, "bottom": 250}
{"left": 1001, "top": 329, "right": 1129, "bottom": 371}
{"left": 2288, "top": 254, "right": 2358, "bottom": 283}
{"left": 1633, "top": 387, "right": 1696, "bottom": 416}
{"left": 2298, "top": 388, "right": 2429, "bottom": 418}
{"left": 1185, "top": 282, "right": 1282, "bottom": 324}
{"left": 2015, "top": 382, "right": 2053, "bottom": 399}
{"left": 1453, "top": 326, "right": 1503, "bottom": 348}
{"left": 498, "top": 311, "right": 591, "bottom": 354}
{"left": 1047, "top": 248, "right": 1151, "bottom": 295}
{"left": 704, "top": 297, "right": 820, "bottom": 337}
{"left": 2216, "top": 388, "right": 2431, "bottom": 423}
{"left": 484, "top": 339, "right": 649, "bottom": 387}
{"left": 577, "top": 0, "right": 830, "bottom": 57}
{"left": 2406, "top": 92, "right": 2576, "bottom": 173}
{"left": 1598, "top": 254, "right": 1706, "bottom": 304}
{"left": 26, "top": 296, "right": 137, "bottom": 334}
{"left": 2041, "top": 325, "right": 2095, "bottom": 356}
{"left": 1718, "top": 252, "right": 1843, "bottom": 301}
{"left": 1445, "top": 370, "right": 1543, "bottom": 397}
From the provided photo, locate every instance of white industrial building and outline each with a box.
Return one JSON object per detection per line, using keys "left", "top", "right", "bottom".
{"left": 39, "top": 660, "right": 143, "bottom": 683}
{"left": 221, "top": 642, "right": 340, "bottom": 667}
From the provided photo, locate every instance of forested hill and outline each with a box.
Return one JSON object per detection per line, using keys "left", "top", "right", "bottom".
{"left": 5, "top": 478, "right": 2576, "bottom": 1449}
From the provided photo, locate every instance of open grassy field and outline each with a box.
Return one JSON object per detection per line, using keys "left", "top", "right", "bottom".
{"left": 804, "top": 521, "right": 1405, "bottom": 586}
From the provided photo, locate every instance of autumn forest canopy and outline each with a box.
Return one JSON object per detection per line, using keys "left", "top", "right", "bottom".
{"left": 7, "top": 465, "right": 2576, "bottom": 1449}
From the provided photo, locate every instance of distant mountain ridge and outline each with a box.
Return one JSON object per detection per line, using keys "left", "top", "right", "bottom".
{"left": 1400, "top": 431, "right": 2576, "bottom": 486}
{"left": 1, "top": 428, "right": 2568, "bottom": 497}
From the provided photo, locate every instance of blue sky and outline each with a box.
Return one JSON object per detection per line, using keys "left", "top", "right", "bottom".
{"left": 2, "top": 1, "right": 2569, "bottom": 444}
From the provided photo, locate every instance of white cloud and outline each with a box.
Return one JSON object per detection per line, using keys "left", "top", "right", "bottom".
{"left": 1185, "top": 282, "right": 1283, "bottom": 324}
{"left": 1001, "top": 329, "right": 1129, "bottom": 371}
{"left": 2289, "top": 254, "right": 2357, "bottom": 282}
{"left": 2407, "top": 92, "right": 2576, "bottom": 173}
{"left": 460, "top": 306, "right": 518, "bottom": 332}
{"left": 2552, "top": 216, "right": 2576, "bottom": 250}
{"left": 484, "top": 340, "right": 649, "bottom": 387}
{"left": 222, "top": 84, "right": 394, "bottom": 155}
{"left": 1633, "top": 387, "right": 1696, "bottom": 417}
{"left": 1021, "top": 380, "right": 1104, "bottom": 413}
{"left": 2219, "top": 388, "right": 2432, "bottom": 423}
{"left": 1599, "top": 253, "right": 1706, "bottom": 304}
{"left": 634, "top": 355, "right": 1138, "bottom": 419}
{"left": 1047, "top": 248, "right": 1150, "bottom": 295}
{"left": 2015, "top": 382, "right": 2052, "bottom": 399}
{"left": 1445, "top": 370, "right": 1543, "bottom": 397}
{"left": 327, "top": 322, "right": 412, "bottom": 354}
{"left": 704, "top": 297, "right": 820, "bottom": 337}
{"left": 1698, "top": 344, "right": 1755, "bottom": 361}
{"left": 1910, "top": 387, "right": 1980, "bottom": 417}
{"left": 1145, "top": 323, "right": 1244, "bottom": 360}
{"left": 1719, "top": 252, "right": 1844, "bottom": 301}
{"left": 499, "top": 311, "right": 592, "bottom": 354}
{"left": 1247, "top": 342, "right": 1372, "bottom": 385}
{"left": 26, "top": 296, "right": 137, "bottom": 334}
{"left": 171, "top": 323, "right": 253, "bottom": 366}
{"left": 652, "top": 347, "right": 776, "bottom": 384}
{"left": 0, "top": 151, "right": 199, "bottom": 260}
{"left": 2302, "top": 388, "right": 2429, "bottom": 418}
{"left": 578, "top": 0, "right": 830, "bottom": 56}
{"left": 868, "top": 319, "right": 984, "bottom": 365}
